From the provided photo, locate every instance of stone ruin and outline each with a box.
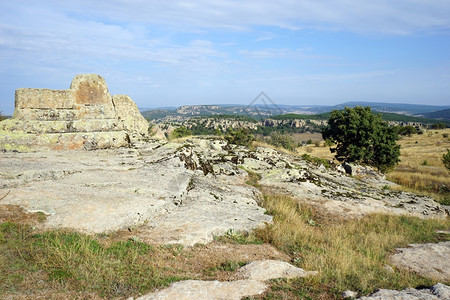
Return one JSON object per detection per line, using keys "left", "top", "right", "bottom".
{"left": 0, "top": 74, "right": 149, "bottom": 151}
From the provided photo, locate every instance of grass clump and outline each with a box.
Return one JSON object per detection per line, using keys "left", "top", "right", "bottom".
{"left": 255, "top": 193, "right": 449, "bottom": 298}
{"left": 214, "top": 228, "right": 263, "bottom": 245}
{"left": 0, "top": 224, "right": 187, "bottom": 298}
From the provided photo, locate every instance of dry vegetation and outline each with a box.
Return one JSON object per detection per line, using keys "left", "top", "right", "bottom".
{"left": 253, "top": 192, "right": 449, "bottom": 299}
{"left": 1, "top": 130, "right": 449, "bottom": 299}
{"left": 387, "top": 129, "right": 450, "bottom": 205}
{"left": 2, "top": 193, "right": 448, "bottom": 299}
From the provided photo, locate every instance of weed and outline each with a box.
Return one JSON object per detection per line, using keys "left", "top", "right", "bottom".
{"left": 36, "top": 212, "right": 47, "bottom": 223}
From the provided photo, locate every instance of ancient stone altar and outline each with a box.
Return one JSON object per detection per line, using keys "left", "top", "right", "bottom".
{"left": 0, "top": 74, "right": 149, "bottom": 151}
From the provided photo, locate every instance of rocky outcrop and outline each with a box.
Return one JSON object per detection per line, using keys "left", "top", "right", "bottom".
{"left": 0, "top": 137, "right": 446, "bottom": 249}
{"left": 390, "top": 241, "right": 450, "bottom": 282}
{"left": 136, "top": 279, "right": 267, "bottom": 300}
{"left": 112, "top": 94, "right": 149, "bottom": 139}
{"left": 0, "top": 74, "right": 148, "bottom": 151}
{"left": 0, "top": 138, "right": 272, "bottom": 245}
{"left": 357, "top": 283, "right": 450, "bottom": 300}
{"left": 136, "top": 259, "right": 317, "bottom": 300}
{"left": 183, "top": 117, "right": 259, "bottom": 131}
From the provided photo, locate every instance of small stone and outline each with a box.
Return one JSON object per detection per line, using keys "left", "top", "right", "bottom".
{"left": 342, "top": 290, "right": 358, "bottom": 299}
{"left": 383, "top": 264, "right": 394, "bottom": 274}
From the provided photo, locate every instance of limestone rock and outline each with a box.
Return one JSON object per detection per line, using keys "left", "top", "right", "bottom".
{"left": 112, "top": 95, "right": 149, "bottom": 137}
{"left": 235, "top": 260, "right": 318, "bottom": 281}
{"left": 0, "top": 74, "right": 148, "bottom": 151}
{"left": 357, "top": 283, "right": 450, "bottom": 300}
{"left": 136, "top": 280, "right": 267, "bottom": 300}
{"left": 0, "top": 138, "right": 272, "bottom": 245}
{"left": 390, "top": 241, "right": 450, "bottom": 282}
{"left": 343, "top": 290, "right": 358, "bottom": 299}
{"left": 0, "top": 136, "right": 446, "bottom": 247}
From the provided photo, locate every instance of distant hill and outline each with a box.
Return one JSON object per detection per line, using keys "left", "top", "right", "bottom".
{"left": 415, "top": 108, "right": 450, "bottom": 120}
{"left": 327, "top": 102, "right": 450, "bottom": 115}
{"left": 141, "top": 102, "right": 450, "bottom": 124}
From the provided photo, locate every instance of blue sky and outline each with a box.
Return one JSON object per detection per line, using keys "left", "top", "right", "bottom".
{"left": 1, "top": 1, "right": 449, "bottom": 114}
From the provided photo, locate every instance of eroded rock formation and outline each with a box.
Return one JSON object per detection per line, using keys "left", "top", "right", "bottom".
{"left": 0, "top": 74, "right": 149, "bottom": 151}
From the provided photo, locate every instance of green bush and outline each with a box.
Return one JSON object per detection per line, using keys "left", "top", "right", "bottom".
{"left": 394, "top": 125, "right": 417, "bottom": 136}
{"left": 322, "top": 106, "right": 400, "bottom": 173}
{"left": 443, "top": 149, "right": 450, "bottom": 171}
{"left": 170, "top": 126, "right": 192, "bottom": 139}
{"left": 225, "top": 128, "right": 254, "bottom": 147}
{"left": 267, "top": 132, "right": 297, "bottom": 151}
{"left": 432, "top": 122, "right": 446, "bottom": 129}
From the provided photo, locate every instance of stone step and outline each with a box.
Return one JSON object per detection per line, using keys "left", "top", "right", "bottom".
{"left": 0, "top": 118, "right": 125, "bottom": 134}
{"left": 14, "top": 106, "right": 117, "bottom": 121}
{"left": 0, "top": 131, "right": 130, "bottom": 151}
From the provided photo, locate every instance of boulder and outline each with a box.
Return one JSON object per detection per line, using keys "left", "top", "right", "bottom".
{"left": 136, "top": 260, "right": 318, "bottom": 300}
{"left": 235, "top": 259, "right": 318, "bottom": 281}
{"left": 113, "top": 94, "right": 149, "bottom": 137}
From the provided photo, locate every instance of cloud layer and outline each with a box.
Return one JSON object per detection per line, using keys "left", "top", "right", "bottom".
{"left": 0, "top": 1, "right": 449, "bottom": 113}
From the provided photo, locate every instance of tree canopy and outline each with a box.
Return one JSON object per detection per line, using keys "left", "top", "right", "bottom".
{"left": 322, "top": 106, "right": 400, "bottom": 172}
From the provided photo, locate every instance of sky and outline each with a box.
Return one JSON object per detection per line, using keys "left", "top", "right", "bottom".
{"left": 1, "top": 1, "right": 450, "bottom": 115}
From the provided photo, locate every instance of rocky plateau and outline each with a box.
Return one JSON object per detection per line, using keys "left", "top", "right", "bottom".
{"left": 1, "top": 74, "right": 448, "bottom": 299}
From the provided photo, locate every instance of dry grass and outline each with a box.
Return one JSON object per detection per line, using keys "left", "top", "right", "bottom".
{"left": 3, "top": 194, "right": 448, "bottom": 299}
{"left": 252, "top": 140, "right": 298, "bottom": 156}
{"left": 296, "top": 143, "right": 336, "bottom": 160}
{"left": 255, "top": 193, "right": 450, "bottom": 298}
{"left": 387, "top": 129, "right": 450, "bottom": 204}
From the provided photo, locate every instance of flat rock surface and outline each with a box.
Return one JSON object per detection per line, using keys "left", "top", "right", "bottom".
{"left": 0, "top": 137, "right": 447, "bottom": 246}
{"left": 136, "top": 259, "right": 317, "bottom": 300}
{"left": 357, "top": 283, "right": 450, "bottom": 299}
{"left": 136, "top": 279, "right": 267, "bottom": 300}
{"left": 0, "top": 139, "right": 271, "bottom": 245}
{"left": 390, "top": 241, "right": 450, "bottom": 282}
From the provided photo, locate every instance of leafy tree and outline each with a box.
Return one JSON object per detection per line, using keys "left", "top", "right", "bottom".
{"left": 322, "top": 106, "right": 400, "bottom": 172}
{"left": 443, "top": 149, "right": 450, "bottom": 171}
{"left": 225, "top": 128, "right": 254, "bottom": 147}
{"left": 394, "top": 125, "right": 417, "bottom": 136}
{"left": 432, "top": 122, "right": 446, "bottom": 129}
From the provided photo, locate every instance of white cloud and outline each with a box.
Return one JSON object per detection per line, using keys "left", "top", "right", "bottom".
{"left": 18, "top": 0, "right": 449, "bottom": 34}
